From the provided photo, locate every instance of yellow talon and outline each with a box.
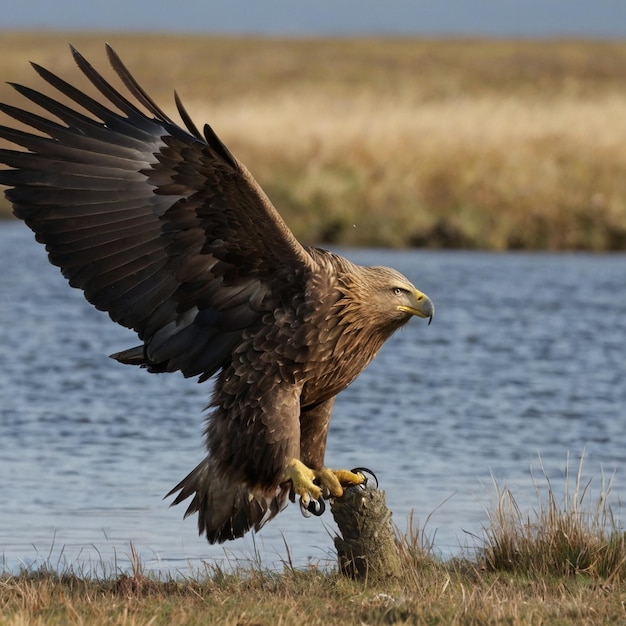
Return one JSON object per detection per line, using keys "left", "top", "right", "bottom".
{"left": 331, "top": 468, "right": 366, "bottom": 489}
{"left": 316, "top": 467, "right": 344, "bottom": 498}
{"left": 282, "top": 459, "right": 321, "bottom": 506}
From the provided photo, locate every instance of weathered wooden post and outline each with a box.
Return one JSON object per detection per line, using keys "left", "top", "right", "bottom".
{"left": 330, "top": 482, "right": 402, "bottom": 582}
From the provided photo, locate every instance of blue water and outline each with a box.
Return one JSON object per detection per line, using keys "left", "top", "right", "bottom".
{"left": 1, "top": 221, "right": 625, "bottom": 576}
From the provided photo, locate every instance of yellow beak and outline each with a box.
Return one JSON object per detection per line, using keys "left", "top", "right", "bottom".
{"left": 398, "top": 289, "right": 434, "bottom": 325}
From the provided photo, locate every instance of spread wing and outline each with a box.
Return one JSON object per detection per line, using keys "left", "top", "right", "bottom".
{"left": 0, "top": 44, "right": 314, "bottom": 381}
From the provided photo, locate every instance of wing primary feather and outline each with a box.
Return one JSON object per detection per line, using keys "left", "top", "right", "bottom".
{"left": 174, "top": 90, "right": 202, "bottom": 139}
{"left": 202, "top": 123, "right": 238, "bottom": 170}
{"left": 0, "top": 125, "right": 151, "bottom": 169}
{"left": 0, "top": 147, "right": 146, "bottom": 180}
{"left": 67, "top": 45, "right": 161, "bottom": 130}
{"left": 3, "top": 87, "right": 98, "bottom": 135}
{"left": 0, "top": 101, "right": 78, "bottom": 141}
{"left": 29, "top": 60, "right": 150, "bottom": 138}
{"left": 0, "top": 105, "right": 153, "bottom": 162}
{"left": 103, "top": 43, "right": 175, "bottom": 125}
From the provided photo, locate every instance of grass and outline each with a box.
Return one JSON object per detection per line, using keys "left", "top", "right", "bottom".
{"left": 2, "top": 455, "right": 626, "bottom": 625}
{"left": 483, "top": 454, "right": 626, "bottom": 581}
{"left": 1, "top": 33, "right": 626, "bottom": 249}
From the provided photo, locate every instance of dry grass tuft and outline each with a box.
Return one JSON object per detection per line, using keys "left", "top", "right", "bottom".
{"left": 482, "top": 453, "right": 626, "bottom": 583}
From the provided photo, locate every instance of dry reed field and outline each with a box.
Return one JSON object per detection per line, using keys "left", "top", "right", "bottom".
{"left": 1, "top": 33, "right": 626, "bottom": 249}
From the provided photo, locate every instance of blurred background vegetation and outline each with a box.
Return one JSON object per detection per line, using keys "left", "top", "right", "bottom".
{"left": 1, "top": 33, "right": 625, "bottom": 250}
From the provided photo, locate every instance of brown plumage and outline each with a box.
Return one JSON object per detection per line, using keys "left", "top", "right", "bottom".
{"left": 0, "top": 45, "right": 434, "bottom": 543}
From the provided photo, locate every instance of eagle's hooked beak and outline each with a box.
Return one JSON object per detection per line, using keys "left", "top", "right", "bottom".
{"left": 398, "top": 289, "right": 434, "bottom": 325}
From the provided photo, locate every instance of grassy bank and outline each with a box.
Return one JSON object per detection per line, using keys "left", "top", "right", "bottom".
{"left": 1, "top": 33, "right": 626, "bottom": 249}
{"left": 2, "top": 458, "right": 625, "bottom": 625}
{"left": 5, "top": 559, "right": 625, "bottom": 626}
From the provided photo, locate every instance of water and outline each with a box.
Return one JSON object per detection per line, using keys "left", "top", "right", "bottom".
{"left": 1, "top": 221, "right": 625, "bottom": 576}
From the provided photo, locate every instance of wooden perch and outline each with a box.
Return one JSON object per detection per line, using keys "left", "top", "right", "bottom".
{"left": 330, "top": 482, "right": 402, "bottom": 582}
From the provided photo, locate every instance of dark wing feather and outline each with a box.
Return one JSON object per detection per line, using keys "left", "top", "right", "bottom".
{"left": 0, "top": 45, "right": 314, "bottom": 381}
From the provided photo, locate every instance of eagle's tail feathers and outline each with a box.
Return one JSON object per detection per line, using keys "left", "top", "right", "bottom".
{"left": 166, "top": 458, "right": 290, "bottom": 544}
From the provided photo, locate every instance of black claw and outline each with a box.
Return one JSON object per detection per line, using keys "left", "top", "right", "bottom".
{"left": 299, "top": 499, "right": 312, "bottom": 517}
{"left": 350, "top": 467, "right": 379, "bottom": 488}
{"left": 308, "top": 496, "right": 325, "bottom": 516}
{"left": 299, "top": 495, "right": 325, "bottom": 517}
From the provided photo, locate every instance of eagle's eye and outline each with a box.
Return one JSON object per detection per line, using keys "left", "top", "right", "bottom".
{"left": 393, "top": 287, "right": 405, "bottom": 296}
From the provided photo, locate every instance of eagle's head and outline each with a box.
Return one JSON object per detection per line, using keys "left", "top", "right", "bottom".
{"left": 337, "top": 263, "right": 434, "bottom": 335}
{"left": 368, "top": 265, "right": 434, "bottom": 327}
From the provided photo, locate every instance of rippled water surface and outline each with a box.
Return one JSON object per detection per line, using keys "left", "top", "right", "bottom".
{"left": 1, "top": 221, "right": 625, "bottom": 575}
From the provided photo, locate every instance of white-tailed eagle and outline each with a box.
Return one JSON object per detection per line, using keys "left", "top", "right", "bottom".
{"left": 0, "top": 45, "right": 433, "bottom": 543}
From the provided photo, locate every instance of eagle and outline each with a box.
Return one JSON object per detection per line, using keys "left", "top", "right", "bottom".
{"left": 0, "top": 45, "right": 434, "bottom": 543}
